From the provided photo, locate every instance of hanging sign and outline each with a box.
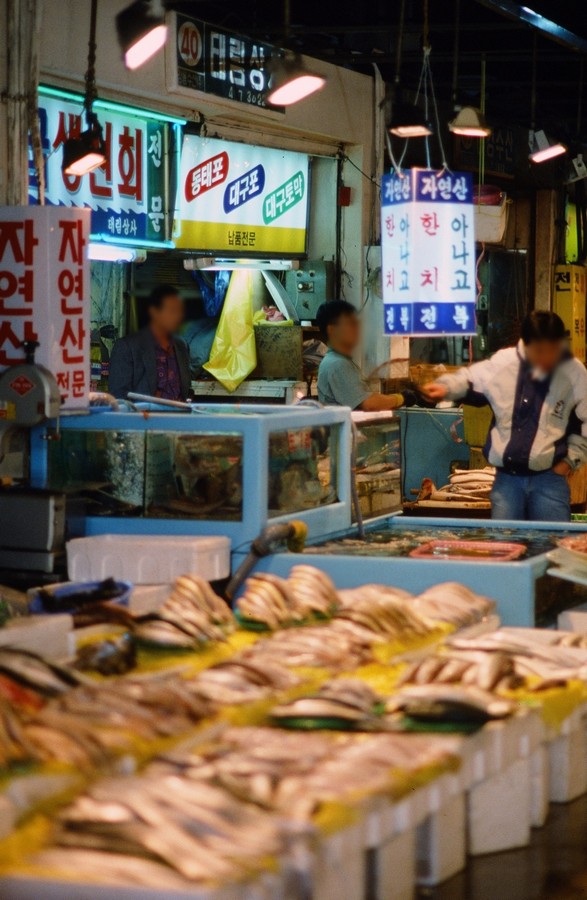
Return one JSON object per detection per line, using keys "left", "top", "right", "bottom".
{"left": 381, "top": 169, "right": 476, "bottom": 337}
{"left": 175, "top": 135, "right": 310, "bottom": 254}
{"left": 28, "top": 88, "right": 176, "bottom": 246}
{"left": 0, "top": 207, "right": 91, "bottom": 410}
{"left": 553, "top": 264, "right": 586, "bottom": 363}
{"left": 167, "top": 12, "right": 279, "bottom": 111}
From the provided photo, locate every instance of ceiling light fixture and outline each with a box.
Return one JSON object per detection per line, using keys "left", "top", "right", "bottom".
{"left": 61, "top": 0, "right": 107, "bottom": 177}
{"left": 529, "top": 129, "right": 567, "bottom": 163}
{"left": 266, "top": 55, "right": 326, "bottom": 107}
{"left": 63, "top": 118, "right": 107, "bottom": 175}
{"left": 449, "top": 106, "right": 492, "bottom": 138}
{"left": 527, "top": 36, "right": 566, "bottom": 165}
{"left": 389, "top": 103, "right": 433, "bottom": 138}
{"left": 184, "top": 258, "right": 300, "bottom": 272}
{"left": 387, "top": 0, "right": 449, "bottom": 173}
{"left": 88, "top": 244, "right": 147, "bottom": 262}
{"left": 117, "top": 0, "right": 167, "bottom": 70}
{"left": 449, "top": 4, "right": 492, "bottom": 140}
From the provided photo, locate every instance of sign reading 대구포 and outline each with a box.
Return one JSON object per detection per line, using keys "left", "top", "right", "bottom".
{"left": 381, "top": 169, "right": 477, "bottom": 337}
{"left": 168, "top": 13, "right": 278, "bottom": 112}
{"left": 28, "top": 89, "right": 174, "bottom": 246}
{"left": 174, "top": 135, "right": 309, "bottom": 255}
{"left": 0, "top": 207, "right": 91, "bottom": 410}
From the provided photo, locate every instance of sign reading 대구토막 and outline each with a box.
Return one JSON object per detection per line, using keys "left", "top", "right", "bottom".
{"left": 29, "top": 88, "right": 174, "bottom": 246}
{"left": 0, "top": 206, "right": 91, "bottom": 410}
{"left": 174, "top": 135, "right": 310, "bottom": 255}
{"left": 381, "top": 169, "right": 477, "bottom": 337}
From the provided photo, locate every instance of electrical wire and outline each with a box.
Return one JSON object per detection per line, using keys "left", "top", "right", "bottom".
{"left": 340, "top": 153, "right": 380, "bottom": 187}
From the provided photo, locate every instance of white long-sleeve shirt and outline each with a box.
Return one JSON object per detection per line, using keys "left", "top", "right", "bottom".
{"left": 437, "top": 341, "right": 587, "bottom": 474}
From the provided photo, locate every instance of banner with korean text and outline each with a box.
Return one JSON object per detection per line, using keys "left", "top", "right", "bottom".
{"left": 0, "top": 207, "right": 91, "bottom": 410}
{"left": 29, "top": 88, "right": 174, "bottom": 246}
{"left": 175, "top": 135, "right": 309, "bottom": 255}
{"left": 381, "top": 169, "right": 476, "bottom": 336}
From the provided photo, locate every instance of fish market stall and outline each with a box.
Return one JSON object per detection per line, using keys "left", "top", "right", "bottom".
{"left": 244, "top": 516, "right": 587, "bottom": 627}
{"left": 2, "top": 568, "right": 587, "bottom": 899}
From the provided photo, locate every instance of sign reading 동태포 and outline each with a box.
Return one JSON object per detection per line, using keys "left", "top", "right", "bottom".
{"left": 381, "top": 169, "right": 476, "bottom": 337}
{"left": 0, "top": 207, "right": 91, "bottom": 410}
{"left": 29, "top": 88, "right": 175, "bottom": 246}
{"left": 167, "top": 13, "right": 279, "bottom": 112}
{"left": 175, "top": 135, "right": 309, "bottom": 254}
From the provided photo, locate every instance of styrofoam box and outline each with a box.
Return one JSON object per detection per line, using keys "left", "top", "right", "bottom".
{"left": 67, "top": 534, "right": 231, "bottom": 584}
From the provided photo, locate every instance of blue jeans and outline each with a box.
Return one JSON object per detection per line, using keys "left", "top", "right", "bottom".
{"left": 491, "top": 469, "right": 571, "bottom": 522}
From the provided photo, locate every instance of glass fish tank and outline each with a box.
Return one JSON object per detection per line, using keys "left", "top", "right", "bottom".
{"left": 352, "top": 414, "right": 401, "bottom": 519}
{"left": 33, "top": 406, "right": 352, "bottom": 542}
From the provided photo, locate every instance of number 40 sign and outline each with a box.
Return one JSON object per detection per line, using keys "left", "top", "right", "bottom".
{"left": 381, "top": 169, "right": 477, "bottom": 337}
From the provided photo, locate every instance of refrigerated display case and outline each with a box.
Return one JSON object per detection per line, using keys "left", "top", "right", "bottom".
{"left": 30, "top": 405, "right": 352, "bottom": 543}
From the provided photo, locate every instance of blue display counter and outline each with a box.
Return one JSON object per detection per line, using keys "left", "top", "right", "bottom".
{"left": 244, "top": 515, "right": 587, "bottom": 627}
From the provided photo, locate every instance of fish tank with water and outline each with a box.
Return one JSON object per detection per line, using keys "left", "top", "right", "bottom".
{"left": 351, "top": 413, "right": 402, "bottom": 519}
{"left": 31, "top": 406, "right": 352, "bottom": 542}
{"left": 246, "top": 516, "right": 587, "bottom": 628}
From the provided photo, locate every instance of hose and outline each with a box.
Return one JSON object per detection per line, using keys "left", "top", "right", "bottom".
{"left": 224, "top": 520, "right": 308, "bottom": 603}
{"left": 88, "top": 392, "right": 120, "bottom": 411}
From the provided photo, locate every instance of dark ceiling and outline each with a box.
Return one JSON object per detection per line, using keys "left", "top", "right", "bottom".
{"left": 177, "top": 0, "right": 587, "bottom": 140}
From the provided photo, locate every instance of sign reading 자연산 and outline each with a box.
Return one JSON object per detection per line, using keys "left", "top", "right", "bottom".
{"left": 0, "top": 207, "right": 91, "bottom": 410}
{"left": 167, "top": 13, "right": 278, "bottom": 112}
{"left": 381, "top": 169, "right": 477, "bottom": 337}
{"left": 174, "top": 135, "right": 310, "bottom": 255}
{"left": 29, "top": 89, "right": 172, "bottom": 245}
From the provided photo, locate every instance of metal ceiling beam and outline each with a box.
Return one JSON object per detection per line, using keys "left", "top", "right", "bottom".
{"left": 247, "top": 22, "right": 526, "bottom": 38}
{"left": 473, "top": 0, "right": 587, "bottom": 54}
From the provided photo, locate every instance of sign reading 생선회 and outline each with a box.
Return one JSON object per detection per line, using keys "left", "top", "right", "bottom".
{"left": 29, "top": 88, "right": 175, "bottom": 246}
{"left": 174, "top": 135, "right": 310, "bottom": 255}
{"left": 381, "top": 169, "right": 477, "bottom": 336}
{"left": 0, "top": 207, "right": 91, "bottom": 410}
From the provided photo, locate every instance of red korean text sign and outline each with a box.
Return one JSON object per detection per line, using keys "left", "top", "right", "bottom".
{"left": 0, "top": 207, "right": 91, "bottom": 410}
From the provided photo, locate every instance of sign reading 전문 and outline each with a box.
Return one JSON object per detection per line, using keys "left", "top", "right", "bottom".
{"left": 381, "top": 169, "right": 477, "bottom": 337}
{"left": 175, "top": 135, "right": 310, "bottom": 255}
{"left": 0, "top": 207, "right": 91, "bottom": 410}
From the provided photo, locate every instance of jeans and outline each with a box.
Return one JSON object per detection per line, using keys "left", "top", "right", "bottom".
{"left": 491, "top": 469, "right": 571, "bottom": 522}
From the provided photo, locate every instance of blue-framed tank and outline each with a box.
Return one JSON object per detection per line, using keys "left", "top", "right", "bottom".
{"left": 30, "top": 404, "right": 352, "bottom": 543}
{"left": 241, "top": 515, "right": 587, "bottom": 627}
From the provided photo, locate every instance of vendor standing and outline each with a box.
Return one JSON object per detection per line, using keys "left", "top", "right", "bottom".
{"left": 109, "top": 285, "right": 192, "bottom": 401}
{"left": 423, "top": 311, "right": 587, "bottom": 522}
{"left": 316, "top": 301, "right": 411, "bottom": 410}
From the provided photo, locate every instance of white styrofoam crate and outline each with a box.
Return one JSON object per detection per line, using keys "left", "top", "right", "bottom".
{"left": 416, "top": 791, "right": 466, "bottom": 886}
{"left": 67, "top": 534, "right": 231, "bottom": 584}
{"left": 467, "top": 757, "right": 531, "bottom": 856}
{"left": 548, "top": 726, "right": 587, "bottom": 803}
{"left": 530, "top": 746, "right": 550, "bottom": 828}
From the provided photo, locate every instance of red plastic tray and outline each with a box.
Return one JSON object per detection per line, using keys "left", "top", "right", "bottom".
{"left": 409, "top": 540, "right": 526, "bottom": 562}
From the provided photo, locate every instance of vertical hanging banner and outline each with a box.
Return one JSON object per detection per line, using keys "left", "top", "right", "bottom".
{"left": 381, "top": 169, "right": 476, "bottom": 336}
{"left": 0, "top": 206, "right": 91, "bottom": 410}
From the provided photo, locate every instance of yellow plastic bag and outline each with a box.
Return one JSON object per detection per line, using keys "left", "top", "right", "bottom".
{"left": 203, "top": 270, "right": 260, "bottom": 391}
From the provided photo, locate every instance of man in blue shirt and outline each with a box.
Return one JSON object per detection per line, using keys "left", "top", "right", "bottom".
{"left": 316, "top": 301, "right": 409, "bottom": 411}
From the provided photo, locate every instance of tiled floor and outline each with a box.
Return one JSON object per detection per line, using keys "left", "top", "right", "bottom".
{"left": 419, "top": 795, "right": 587, "bottom": 900}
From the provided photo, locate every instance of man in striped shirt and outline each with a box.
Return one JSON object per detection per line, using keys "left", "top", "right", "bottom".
{"left": 424, "top": 311, "right": 587, "bottom": 521}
